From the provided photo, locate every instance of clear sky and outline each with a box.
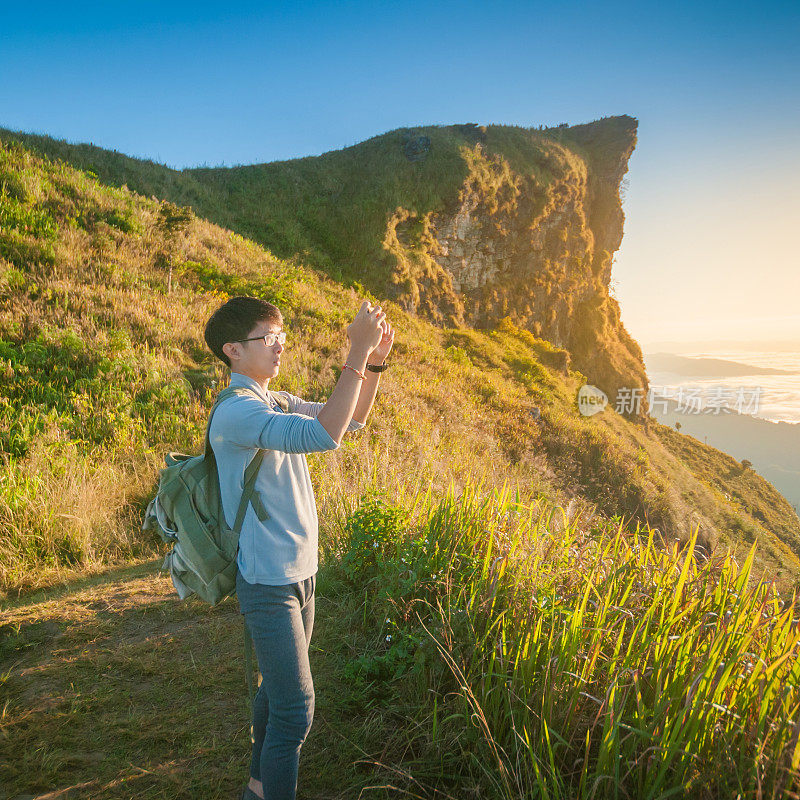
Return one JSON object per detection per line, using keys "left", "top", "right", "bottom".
{"left": 1, "top": 0, "right": 798, "bottom": 349}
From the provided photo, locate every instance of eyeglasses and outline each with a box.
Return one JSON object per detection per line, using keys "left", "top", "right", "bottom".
{"left": 237, "top": 331, "right": 287, "bottom": 347}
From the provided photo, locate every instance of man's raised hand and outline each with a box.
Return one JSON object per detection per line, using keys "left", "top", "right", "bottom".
{"left": 370, "top": 318, "right": 395, "bottom": 364}
{"left": 347, "top": 300, "right": 387, "bottom": 355}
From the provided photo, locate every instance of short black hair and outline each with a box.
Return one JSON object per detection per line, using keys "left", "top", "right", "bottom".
{"left": 204, "top": 296, "right": 283, "bottom": 368}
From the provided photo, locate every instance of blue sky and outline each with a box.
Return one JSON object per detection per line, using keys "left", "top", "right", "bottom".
{"left": 2, "top": 0, "right": 798, "bottom": 347}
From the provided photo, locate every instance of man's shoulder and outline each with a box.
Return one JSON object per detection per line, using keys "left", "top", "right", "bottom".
{"left": 210, "top": 387, "right": 269, "bottom": 429}
{"left": 215, "top": 386, "right": 266, "bottom": 407}
{"left": 212, "top": 387, "right": 293, "bottom": 421}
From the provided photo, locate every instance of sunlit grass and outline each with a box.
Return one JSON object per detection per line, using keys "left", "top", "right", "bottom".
{"left": 2, "top": 132, "right": 800, "bottom": 601}
{"left": 332, "top": 481, "right": 800, "bottom": 798}
{"left": 3, "top": 116, "right": 800, "bottom": 800}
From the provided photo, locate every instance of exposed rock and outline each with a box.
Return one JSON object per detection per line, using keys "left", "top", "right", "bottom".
{"left": 401, "top": 130, "right": 431, "bottom": 162}
{"left": 386, "top": 116, "right": 648, "bottom": 419}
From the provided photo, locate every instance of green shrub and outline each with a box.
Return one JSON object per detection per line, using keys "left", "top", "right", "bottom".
{"left": 0, "top": 193, "right": 58, "bottom": 239}
{"left": 0, "top": 229, "right": 56, "bottom": 268}
{"left": 104, "top": 206, "right": 140, "bottom": 233}
{"left": 177, "top": 259, "right": 292, "bottom": 306}
{"left": 339, "top": 494, "right": 410, "bottom": 585}
{"left": 445, "top": 344, "right": 471, "bottom": 366}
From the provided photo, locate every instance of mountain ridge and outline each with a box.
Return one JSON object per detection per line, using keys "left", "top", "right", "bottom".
{"left": 0, "top": 116, "right": 649, "bottom": 421}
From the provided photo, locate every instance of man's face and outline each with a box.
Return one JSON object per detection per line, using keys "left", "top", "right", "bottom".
{"left": 227, "top": 319, "right": 284, "bottom": 380}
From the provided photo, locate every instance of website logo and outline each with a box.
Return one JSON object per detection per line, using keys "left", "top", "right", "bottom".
{"left": 577, "top": 384, "right": 608, "bottom": 416}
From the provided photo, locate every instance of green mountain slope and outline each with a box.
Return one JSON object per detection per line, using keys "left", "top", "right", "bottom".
{"left": 0, "top": 118, "right": 648, "bottom": 422}
{"left": 1, "top": 132, "right": 799, "bottom": 599}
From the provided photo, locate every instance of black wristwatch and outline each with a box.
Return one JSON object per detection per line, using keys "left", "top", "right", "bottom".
{"left": 366, "top": 361, "right": 388, "bottom": 373}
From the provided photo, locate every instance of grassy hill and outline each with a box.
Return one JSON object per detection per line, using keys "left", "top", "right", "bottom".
{"left": 0, "top": 121, "right": 591, "bottom": 290}
{"left": 1, "top": 133, "right": 799, "bottom": 797}
{"left": 0, "top": 118, "right": 637, "bottom": 323}
{"left": 1, "top": 132, "right": 799, "bottom": 595}
{"left": 0, "top": 118, "right": 651, "bottom": 424}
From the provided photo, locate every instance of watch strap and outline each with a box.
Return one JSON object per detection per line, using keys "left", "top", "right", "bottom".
{"left": 366, "top": 362, "right": 388, "bottom": 373}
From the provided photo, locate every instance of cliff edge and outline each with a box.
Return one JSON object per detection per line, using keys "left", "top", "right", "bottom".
{"left": 380, "top": 117, "right": 646, "bottom": 419}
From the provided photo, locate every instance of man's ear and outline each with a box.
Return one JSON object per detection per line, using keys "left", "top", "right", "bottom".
{"left": 222, "top": 341, "right": 240, "bottom": 363}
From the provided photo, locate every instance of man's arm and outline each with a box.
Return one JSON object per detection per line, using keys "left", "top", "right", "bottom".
{"left": 351, "top": 353, "right": 383, "bottom": 425}
{"left": 276, "top": 392, "right": 363, "bottom": 432}
{"left": 316, "top": 301, "right": 385, "bottom": 445}
{"left": 211, "top": 393, "right": 340, "bottom": 454}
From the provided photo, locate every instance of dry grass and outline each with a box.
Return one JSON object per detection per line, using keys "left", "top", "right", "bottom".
{"left": 3, "top": 134, "right": 800, "bottom": 604}
{"left": 0, "top": 559, "right": 423, "bottom": 799}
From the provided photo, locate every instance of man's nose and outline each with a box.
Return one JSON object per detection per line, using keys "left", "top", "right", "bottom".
{"left": 274, "top": 341, "right": 284, "bottom": 355}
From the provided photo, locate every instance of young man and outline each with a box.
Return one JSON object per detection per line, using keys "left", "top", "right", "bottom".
{"left": 203, "top": 295, "right": 393, "bottom": 800}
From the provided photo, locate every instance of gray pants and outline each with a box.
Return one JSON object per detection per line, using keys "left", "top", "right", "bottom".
{"left": 236, "top": 567, "right": 316, "bottom": 800}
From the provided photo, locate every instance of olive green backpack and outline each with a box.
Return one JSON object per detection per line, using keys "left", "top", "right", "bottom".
{"left": 142, "top": 384, "right": 289, "bottom": 717}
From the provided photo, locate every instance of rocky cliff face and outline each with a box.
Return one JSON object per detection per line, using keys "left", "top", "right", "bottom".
{"left": 384, "top": 117, "right": 649, "bottom": 419}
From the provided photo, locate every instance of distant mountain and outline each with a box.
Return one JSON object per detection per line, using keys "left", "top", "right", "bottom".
{"left": 651, "top": 399, "right": 800, "bottom": 511}
{"left": 645, "top": 352, "right": 798, "bottom": 378}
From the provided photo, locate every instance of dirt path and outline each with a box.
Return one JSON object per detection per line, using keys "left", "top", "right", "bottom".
{"left": 0, "top": 560, "right": 405, "bottom": 800}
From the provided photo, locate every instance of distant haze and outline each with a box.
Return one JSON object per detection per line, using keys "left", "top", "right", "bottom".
{"left": 643, "top": 349, "right": 800, "bottom": 511}
{"left": 643, "top": 339, "right": 800, "bottom": 354}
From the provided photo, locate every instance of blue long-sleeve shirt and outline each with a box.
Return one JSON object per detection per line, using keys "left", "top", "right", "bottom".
{"left": 209, "top": 372, "right": 364, "bottom": 585}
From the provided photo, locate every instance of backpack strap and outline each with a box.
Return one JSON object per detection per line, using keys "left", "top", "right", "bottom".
{"left": 206, "top": 385, "right": 273, "bottom": 530}
{"left": 234, "top": 449, "right": 267, "bottom": 530}
{"left": 203, "top": 385, "right": 239, "bottom": 460}
{"left": 200, "top": 388, "right": 235, "bottom": 531}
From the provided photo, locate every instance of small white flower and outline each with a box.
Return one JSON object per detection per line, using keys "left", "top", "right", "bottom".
{"left": 385, "top": 634, "right": 393, "bottom": 642}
